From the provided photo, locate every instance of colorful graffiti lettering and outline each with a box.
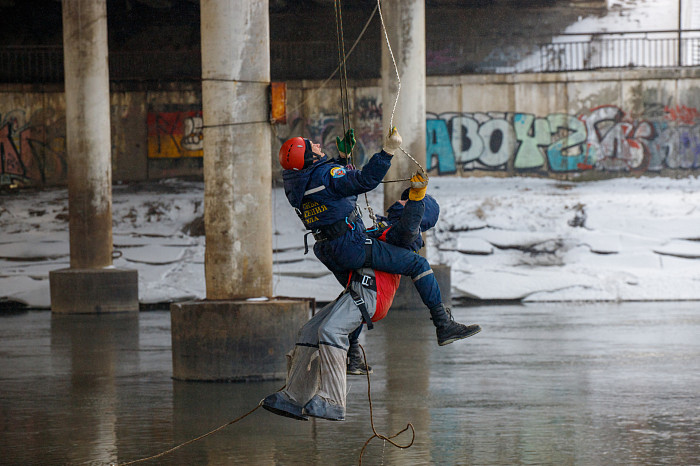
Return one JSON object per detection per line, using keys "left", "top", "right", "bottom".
{"left": 0, "top": 109, "right": 66, "bottom": 187}
{"left": 147, "top": 111, "right": 203, "bottom": 158}
{"left": 664, "top": 105, "right": 700, "bottom": 125}
{"left": 427, "top": 105, "right": 700, "bottom": 174}
{"left": 276, "top": 96, "right": 383, "bottom": 167}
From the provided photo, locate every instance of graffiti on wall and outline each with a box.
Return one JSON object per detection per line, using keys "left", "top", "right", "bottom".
{"left": 274, "top": 96, "right": 384, "bottom": 167}
{"left": 427, "top": 104, "right": 700, "bottom": 174}
{"left": 0, "top": 109, "right": 66, "bottom": 187}
{"left": 147, "top": 110, "right": 203, "bottom": 158}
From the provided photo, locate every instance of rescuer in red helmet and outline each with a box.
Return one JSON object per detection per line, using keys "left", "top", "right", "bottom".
{"left": 277, "top": 127, "right": 480, "bottom": 347}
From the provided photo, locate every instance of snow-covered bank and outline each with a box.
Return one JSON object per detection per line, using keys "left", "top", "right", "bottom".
{"left": 1, "top": 176, "right": 699, "bottom": 309}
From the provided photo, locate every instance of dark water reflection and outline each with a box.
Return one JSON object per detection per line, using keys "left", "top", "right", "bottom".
{"left": 0, "top": 302, "right": 698, "bottom": 465}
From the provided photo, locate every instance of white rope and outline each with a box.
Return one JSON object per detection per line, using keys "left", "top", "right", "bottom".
{"left": 283, "top": 5, "right": 378, "bottom": 119}
{"left": 376, "top": 0, "right": 426, "bottom": 181}
{"left": 377, "top": 0, "right": 400, "bottom": 130}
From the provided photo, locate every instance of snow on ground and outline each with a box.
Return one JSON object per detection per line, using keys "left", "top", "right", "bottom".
{"left": 1, "top": 175, "right": 699, "bottom": 309}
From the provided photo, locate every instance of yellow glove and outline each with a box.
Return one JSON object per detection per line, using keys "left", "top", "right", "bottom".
{"left": 382, "top": 127, "right": 402, "bottom": 156}
{"left": 408, "top": 171, "right": 428, "bottom": 201}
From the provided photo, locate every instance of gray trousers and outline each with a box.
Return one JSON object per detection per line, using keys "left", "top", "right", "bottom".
{"left": 284, "top": 268, "right": 377, "bottom": 408}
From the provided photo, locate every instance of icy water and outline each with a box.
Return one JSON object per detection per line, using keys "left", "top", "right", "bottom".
{"left": 0, "top": 302, "right": 699, "bottom": 465}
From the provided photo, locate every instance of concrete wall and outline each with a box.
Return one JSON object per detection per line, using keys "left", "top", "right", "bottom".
{"left": 279, "top": 68, "right": 700, "bottom": 181}
{"left": 2, "top": 67, "right": 700, "bottom": 188}
{"left": 0, "top": 83, "right": 203, "bottom": 188}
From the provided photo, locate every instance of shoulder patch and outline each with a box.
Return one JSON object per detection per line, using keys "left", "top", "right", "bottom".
{"left": 330, "top": 167, "right": 346, "bottom": 178}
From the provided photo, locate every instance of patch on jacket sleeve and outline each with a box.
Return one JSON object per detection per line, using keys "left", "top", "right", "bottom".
{"left": 330, "top": 167, "right": 346, "bottom": 178}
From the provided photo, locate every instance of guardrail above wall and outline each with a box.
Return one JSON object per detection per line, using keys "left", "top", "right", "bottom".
{"left": 481, "top": 29, "right": 700, "bottom": 74}
{"left": 1, "top": 30, "right": 699, "bottom": 83}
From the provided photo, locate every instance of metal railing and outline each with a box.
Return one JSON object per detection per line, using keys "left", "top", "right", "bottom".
{"left": 0, "top": 40, "right": 379, "bottom": 83}
{"left": 489, "top": 29, "right": 700, "bottom": 73}
{"left": 1, "top": 30, "right": 699, "bottom": 83}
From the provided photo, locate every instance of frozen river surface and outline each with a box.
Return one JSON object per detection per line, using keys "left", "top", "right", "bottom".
{"left": 1, "top": 302, "right": 699, "bottom": 465}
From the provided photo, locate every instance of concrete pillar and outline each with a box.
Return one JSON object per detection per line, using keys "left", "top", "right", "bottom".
{"left": 381, "top": 0, "right": 427, "bottom": 213}
{"left": 380, "top": 0, "right": 451, "bottom": 309}
{"left": 63, "top": 0, "right": 112, "bottom": 269}
{"left": 201, "top": 0, "right": 272, "bottom": 299}
{"left": 50, "top": 0, "right": 138, "bottom": 314}
{"left": 171, "top": 0, "right": 309, "bottom": 381}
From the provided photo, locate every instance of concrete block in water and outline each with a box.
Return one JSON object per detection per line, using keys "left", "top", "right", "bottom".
{"left": 170, "top": 299, "right": 311, "bottom": 382}
{"left": 49, "top": 268, "right": 139, "bottom": 314}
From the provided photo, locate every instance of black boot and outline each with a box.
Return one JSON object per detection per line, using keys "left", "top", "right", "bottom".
{"left": 430, "top": 304, "right": 481, "bottom": 346}
{"left": 347, "top": 340, "right": 372, "bottom": 375}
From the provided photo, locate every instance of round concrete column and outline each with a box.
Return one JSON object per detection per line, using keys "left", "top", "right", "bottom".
{"left": 62, "top": 0, "right": 112, "bottom": 269}
{"left": 201, "top": 0, "right": 272, "bottom": 299}
{"left": 51, "top": 0, "right": 138, "bottom": 314}
{"left": 173, "top": 0, "right": 309, "bottom": 382}
{"left": 381, "top": 0, "right": 427, "bottom": 213}
{"left": 379, "top": 1, "right": 451, "bottom": 309}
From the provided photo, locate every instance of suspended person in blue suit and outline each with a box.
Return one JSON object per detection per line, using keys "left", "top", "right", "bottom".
{"left": 278, "top": 128, "right": 480, "bottom": 348}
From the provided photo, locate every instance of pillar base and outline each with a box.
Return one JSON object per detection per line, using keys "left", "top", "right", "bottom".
{"left": 49, "top": 267, "right": 139, "bottom": 314}
{"left": 391, "top": 264, "right": 451, "bottom": 311}
{"left": 170, "top": 299, "right": 310, "bottom": 382}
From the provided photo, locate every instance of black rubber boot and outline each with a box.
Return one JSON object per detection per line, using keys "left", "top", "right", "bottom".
{"left": 347, "top": 340, "right": 372, "bottom": 375}
{"left": 430, "top": 304, "right": 481, "bottom": 346}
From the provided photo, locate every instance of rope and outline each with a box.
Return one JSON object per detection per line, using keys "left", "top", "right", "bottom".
{"left": 377, "top": 0, "right": 400, "bottom": 130}
{"left": 334, "top": 0, "right": 352, "bottom": 163}
{"left": 115, "top": 401, "right": 266, "bottom": 465}
{"left": 357, "top": 343, "right": 415, "bottom": 465}
{"left": 333, "top": 0, "right": 379, "bottom": 227}
{"left": 334, "top": 0, "right": 348, "bottom": 138}
{"left": 376, "top": 0, "right": 427, "bottom": 184}
{"left": 284, "top": 5, "right": 378, "bottom": 121}
{"left": 115, "top": 344, "right": 413, "bottom": 465}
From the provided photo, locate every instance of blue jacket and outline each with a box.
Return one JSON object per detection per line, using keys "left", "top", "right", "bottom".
{"left": 369, "top": 193, "right": 440, "bottom": 252}
{"left": 282, "top": 151, "right": 393, "bottom": 272}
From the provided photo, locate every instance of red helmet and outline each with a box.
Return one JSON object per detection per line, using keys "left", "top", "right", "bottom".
{"left": 279, "top": 137, "right": 314, "bottom": 171}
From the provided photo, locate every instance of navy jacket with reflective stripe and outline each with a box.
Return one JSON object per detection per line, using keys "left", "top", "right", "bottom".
{"left": 282, "top": 151, "right": 393, "bottom": 274}
{"left": 282, "top": 151, "right": 393, "bottom": 230}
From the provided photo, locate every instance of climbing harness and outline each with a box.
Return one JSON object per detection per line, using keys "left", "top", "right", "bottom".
{"left": 115, "top": 346, "right": 413, "bottom": 466}
{"left": 299, "top": 207, "right": 361, "bottom": 254}
{"left": 347, "top": 268, "right": 377, "bottom": 330}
